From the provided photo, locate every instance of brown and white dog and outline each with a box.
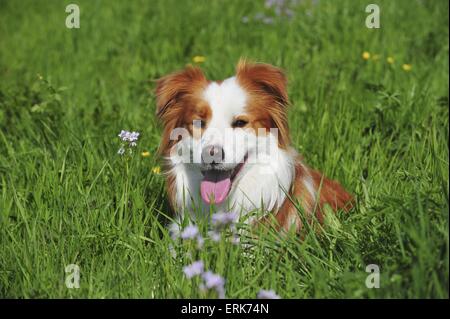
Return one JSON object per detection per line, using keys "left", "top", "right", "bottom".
{"left": 155, "top": 60, "right": 353, "bottom": 232}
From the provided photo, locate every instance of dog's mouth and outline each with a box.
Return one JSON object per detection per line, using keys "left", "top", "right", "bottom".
{"left": 200, "top": 155, "right": 248, "bottom": 205}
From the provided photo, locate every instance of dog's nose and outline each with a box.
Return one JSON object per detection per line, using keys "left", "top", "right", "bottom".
{"left": 202, "top": 145, "right": 225, "bottom": 164}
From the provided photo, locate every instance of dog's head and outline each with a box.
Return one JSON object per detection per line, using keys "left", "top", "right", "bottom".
{"left": 155, "top": 60, "right": 291, "bottom": 205}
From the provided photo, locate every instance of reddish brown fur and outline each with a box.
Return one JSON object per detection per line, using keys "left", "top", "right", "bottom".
{"left": 155, "top": 66, "right": 210, "bottom": 211}
{"left": 236, "top": 60, "right": 291, "bottom": 148}
{"left": 259, "top": 161, "right": 354, "bottom": 233}
{"left": 155, "top": 66, "right": 209, "bottom": 156}
{"left": 260, "top": 162, "right": 314, "bottom": 233}
{"left": 309, "top": 168, "right": 354, "bottom": 215}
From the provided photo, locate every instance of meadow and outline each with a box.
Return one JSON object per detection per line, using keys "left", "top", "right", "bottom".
{"left": 0, "top": 0, "right": 448, "bottom": 298}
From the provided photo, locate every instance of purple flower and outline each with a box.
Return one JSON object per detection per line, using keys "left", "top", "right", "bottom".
{"left": 257, "top": 289, "right": 281, "bottom": 299}
{"left": 230, "top": 235, "right": 240, "bottom": 245}
{"left": 211, "top": 212, "right": 238, "bottom": 228}
{"left": 196, "top": 235, "right": 205, "bottom": 249}
{"left": 117, "top": 130, "right": 140, "bottom": 156}
{"left": 284, "top": 8, "right": 294, "bottom": 18}
{"left": 181, "top": 225, "right": 199, "bottom": 240}
{"left": 118, "top": 130, "right": 140, "bottom": 143}
{"left": 169, "top": 222, "right": 181, "bottom": 240}
{"left": 202, "top": 271, "right": 224, "bottom": 288}
{"left": 208, "top": 230, "right": 221, "bottom": 242}
{"left": 265, "top": 0, "right": 285, "bottom": 9}
{"left": 183, "top": 261, "right": 204, "bottom": 278}
{"left": 264, "top": 0, "right": 297, "bottom": 19}
{"left": 254, "top": 12, "right": 266, "bottom": 21}
{"left": 262, "top": 17, "right": 274, "bottom": 24}
{"left": 118, "top": 130, "right": 127, "bottom": 140}
{"left": 209, "top": 212, "right": 241, "bottom": 244}
{"left": 201, "top": 271, "right": 225, "bottom": 299}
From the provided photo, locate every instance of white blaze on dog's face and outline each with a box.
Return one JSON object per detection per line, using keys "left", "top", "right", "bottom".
{"left": 198, "top": 77, "right": 252, "bottom": 204}
{"left": 156, "top": 60, "right": 293, "bottom": 212}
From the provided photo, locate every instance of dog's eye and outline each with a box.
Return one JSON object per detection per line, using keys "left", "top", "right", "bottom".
{"left": 232, "top": 119, "right": 248, "bottom": 128}
{"left": 192, "top": 119, "right": 205, "bottom": 129}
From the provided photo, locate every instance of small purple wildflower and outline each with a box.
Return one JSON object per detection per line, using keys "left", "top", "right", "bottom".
{"left": 254, "top": 12, "right": 265, "bottom": 21}
{"left": 169, "top": 222, "right": 181, "bottom": 240}
{"left": 202, "top": 271, "right": 225, "bottom": 288}
{"left": 265, "top": 0, "right": 298, "bottom": 20}
{"left": 196, "top": 235, "right": 205, "bottom": 249}
{"left": 211, "top": 212, "right": 238, "bottom": 228}
{"left": 181, "top": 225, "right": 199, "bottom": 240}
{"left": 265, "top": 0, "right": 277, "bottom": 8}
{"left": 201, "top": 271, "right": 226, "bottom": 299}
{"left": 230, "top": 235, "right": 240, "bottom": 245}
{"left": 209, "top": 212, "right": 241, "bottom": 244}
{"left": 257, "top": 289, "right": 281, "bottom": 299}
{"left": 117, "top": 130, "right": 140, "bottom": 156}
{"left": 208, "top": 230, "right": 221, "bottom": 242}
{"left": 118, "top": 130, "right": 140, "bottom": 143}
{"left": 183, "top": 261, "right": 204, "bottom": 278}
{"left": 265, "top": 0, "right": 287, "bottom": 9}
{"left": 262, "top": 17, "right": 274, "bottom": 24}
{"left": 284, "top": 8, "right": 294, "bottom": 18}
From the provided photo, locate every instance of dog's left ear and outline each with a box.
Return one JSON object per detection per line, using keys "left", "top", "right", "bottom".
{"left": 236, "top": 59, "right": 291, "bottom": 147}
{"left": 236, "top": 59, "right": 289, "bottom": 107}
{"left": 155, "top": 66, "right": 207, "bottom": 118}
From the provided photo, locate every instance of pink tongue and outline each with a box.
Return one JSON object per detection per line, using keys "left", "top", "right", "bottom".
{"left": 200, "top": 171, "right": 231, "bottom": 205}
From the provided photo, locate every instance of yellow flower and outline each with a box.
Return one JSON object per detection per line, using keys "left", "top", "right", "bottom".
{"left": 192, "top": 56, "right": 206, "bottom": 63}
{"left": 402, "top": 64, "right": 412, "bottom": 71}
{"left": 362, "top": 51, "right": 371, "bottom": 60}
{"left": 152, "top": 166, "right": 161, "bottom": 174}
{"left": 387, "top": 56, "right": 395, "bottom": 64}
{"left": 141, "top": 151, "right": 150, "bottom": 157}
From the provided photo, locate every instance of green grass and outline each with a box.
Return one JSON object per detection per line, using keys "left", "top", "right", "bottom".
{"left": 0, "top": 0, "right": 448, "bottom": 298}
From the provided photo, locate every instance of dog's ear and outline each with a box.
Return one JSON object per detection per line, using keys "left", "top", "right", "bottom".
{"left": 236, "top": 59, "right": 289, "bottom": 107}
{"left": 236, "top": 59, "right": 290, "bottom": 147}
{"left": 155, "top": 66, "right": 207, "bottom": 118}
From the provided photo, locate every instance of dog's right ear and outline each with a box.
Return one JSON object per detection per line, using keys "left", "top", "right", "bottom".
{"left": 155, "top": 66, "right": 207, "bottom": 118}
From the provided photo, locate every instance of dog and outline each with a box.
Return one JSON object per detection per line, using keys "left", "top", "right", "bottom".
{"left": 155, "top": 59, "right": 353, "bottom": 232}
